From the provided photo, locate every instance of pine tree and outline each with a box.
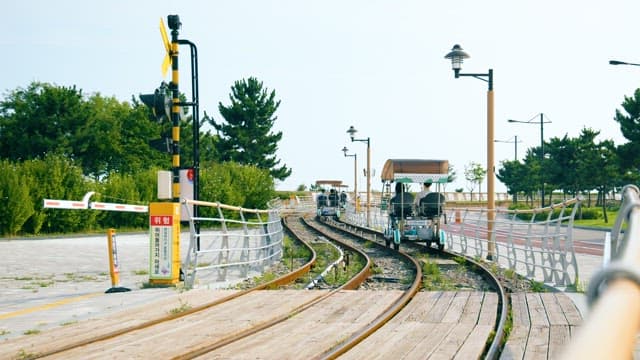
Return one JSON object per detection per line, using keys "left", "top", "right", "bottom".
{"left": 209, "top": 77, "right": 291, "bottom": 181}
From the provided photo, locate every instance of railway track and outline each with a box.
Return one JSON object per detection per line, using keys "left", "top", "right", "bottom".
{"left": 1, "top": 214, "right": 506, "bottom": 359}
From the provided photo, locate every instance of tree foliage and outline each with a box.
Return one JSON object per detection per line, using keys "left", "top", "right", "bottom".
{"left": 0, "top": 82, "right": 169, "bottom": 178}
{"left": 0, "top": 81, "right": 280, "bottom": 235}
{"left": 209, "top": 77, "right": 291, "bottom": 181}
{"left": 497, "top": 128, "right": 622, "bottom": 210}
{"left": 464, "top": 162, "right": 486, "bottom": 199}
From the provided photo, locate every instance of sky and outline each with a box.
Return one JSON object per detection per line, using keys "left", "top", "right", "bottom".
{"left": 3, "top": 1, "right": 640, "bottom": 194}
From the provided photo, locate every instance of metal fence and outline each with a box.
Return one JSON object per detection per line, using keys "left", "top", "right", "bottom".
{"left": 342, "top": 197, "right": 583, "bottom": 287}
{"left": 443, "top": 198, "right": 582, "bottom": 287}
{"left": 182, "top": 199, "right": 283, "bottom": 289}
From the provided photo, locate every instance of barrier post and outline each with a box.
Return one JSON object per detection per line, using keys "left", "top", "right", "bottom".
{"left": 105, "top": 228, "right": 131, "bottom": 293}
{"left": 149, "top": 202, "right": 181, "bottom": 286}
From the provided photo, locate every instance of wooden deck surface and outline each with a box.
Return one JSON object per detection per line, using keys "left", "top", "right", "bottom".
{"left": 500, "top": 292, "right": 583, "bottom": 360}
{"left": 341, "top": 291, "right": 498, "bottom": 359}
{"left": 1, "top": 289, "right": 585, "bottom": 359}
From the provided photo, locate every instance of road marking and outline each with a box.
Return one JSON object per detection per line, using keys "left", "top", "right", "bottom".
{"left": 0, "top": 293, "right": 102, "bottom": 320}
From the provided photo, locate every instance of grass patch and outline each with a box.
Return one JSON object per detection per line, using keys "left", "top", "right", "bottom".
{"left": 15, "top": 276, "right": 35, "bottom": 281}
{"left": 0, "top": 329, "right": 10, "bottom": 336}
{"left": 34, "top": 280, "right": 54, "bottom": 288}
{"left": 370, "top": 263, "right": 383, "bottom": 275}
{"left": 15, "top": 349, "right": 39, "bottom": 360}
{"left": 23, "top": 329, "right": 41, "bottom": 335}
{"left": 565, "top": 275, "right": 587, "bottom": 293}
{"left": 168, "top": 299, "right": 192, "bottom": 315}
{"left": 133, "top": 269, "right": 148, "bottom": 276}
{"left": 529, "top": 280, "right": 547, "bottom": 292}
{"left": 422, "top": 259, "right": 456, "bottom": 290}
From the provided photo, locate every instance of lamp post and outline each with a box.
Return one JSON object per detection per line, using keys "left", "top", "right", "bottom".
{"left": 341, "top": 146, "right": 358, "bottom": 211}
{"left": 494, "top": 135, "right": 520, "bottom": 161}
{"left": 444, "top": 44, "right": 496, "bottom": 260}
{"left": 508, "top": 114, "right": 551, "bottom": 207}
{"left": 495, "top": 136, "right": 521, "bottom": 203}
{"left": 346, "top": 126, "right": 371, "bottom": 227}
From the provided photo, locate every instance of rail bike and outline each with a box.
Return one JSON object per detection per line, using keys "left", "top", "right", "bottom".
{"left": 381, "top": 159, "right": 449, "bottom": 251}
{"left": 315, "top": 180, "right": 346, "bottom": 220}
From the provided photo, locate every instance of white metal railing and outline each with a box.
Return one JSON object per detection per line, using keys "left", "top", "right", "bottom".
{"left": 443, "top": 198, "right": 582, "bottom": 287}
{"left": 182, "top": 199, "right": 283, "bottom": 289}
{"left": 561, "top": 185, "right": 640, "bottom": 359}
{"left": 343, "top": 197, "right": 583, "bottom": 287}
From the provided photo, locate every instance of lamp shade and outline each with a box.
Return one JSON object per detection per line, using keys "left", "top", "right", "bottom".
{"left": 444, "top": 44, "right": 470, "bottom": 70}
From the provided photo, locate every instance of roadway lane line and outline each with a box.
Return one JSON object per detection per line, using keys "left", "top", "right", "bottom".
{"left": 0, "top": 292, "right": 102, "bottom": 320}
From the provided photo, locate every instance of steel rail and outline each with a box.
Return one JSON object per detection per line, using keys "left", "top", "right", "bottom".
{"left": 331, "top": 217, "right": 508, "bottom": 359}
{"left": 308, "top": 217, "right": 423, "bottom": 359}
{"left": 30, "top": 218, "right": 316, "bottom": 359}
{"left": 171, "top": 215, "right": 374, "bottom": 359}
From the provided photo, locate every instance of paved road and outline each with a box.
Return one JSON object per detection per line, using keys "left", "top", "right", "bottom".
{"left": 0, "top": 232, "right": 187, "bottom": 340}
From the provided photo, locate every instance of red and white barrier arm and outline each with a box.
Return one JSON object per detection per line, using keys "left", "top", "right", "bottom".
{"left": 90, "top": 202, "right": 148, "bottom": 213}
{"left": 43, "top": 199, "right": 88, "bottom": 210}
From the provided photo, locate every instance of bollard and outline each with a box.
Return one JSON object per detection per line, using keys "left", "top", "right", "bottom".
{"left": 106, "top": 228, "right": 131, "bottom": 293}
{"left": 455, "top": 210, "right": 461, "bottom": 224}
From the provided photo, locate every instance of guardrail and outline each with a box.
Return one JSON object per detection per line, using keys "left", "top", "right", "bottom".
{"left": 342, "top": 197, "right": 582, "bottom": 287}
{"left": 182, "top": 199, "right": 283, "bottom": 289}
{"left": 444, "top": 198, "right": 582, "bottom": 287}
{"left": 561, "top": 185, "right": 640, "bottom": 359}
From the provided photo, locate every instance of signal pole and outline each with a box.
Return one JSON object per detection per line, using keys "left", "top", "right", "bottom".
{"left": 168, "top": 15, "right": 181, "bottom": 203}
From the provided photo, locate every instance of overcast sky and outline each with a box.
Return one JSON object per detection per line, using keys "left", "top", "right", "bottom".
{"left": 3, "top": 1, "right": 639, "bottom": 194}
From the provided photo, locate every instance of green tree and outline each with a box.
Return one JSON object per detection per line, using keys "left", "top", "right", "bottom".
{"left": 496, "top": 159, "right": 532, "bottom": 205}
{"left": 0, "top": 82, "right": 84, "bottom": 161}
{"left": 464, "top": 162, "right": 486, "bottom": 201}
{"left": 546, "top": 135, "right": 580, "bottom": 198}
{"left": 0, "top": 82, "right": 168, "bottom": 178}
{"left": 199, "top": 161, "right": 275, "bottom": 216}
{"left": 614, "top": 88, "right": 640, "bottom": 144}
{"left": 614, "top": 88, "right": 640, "bottom": 183}
{"left": 96, "top": 171, "right": 153, "bottom": 229}
{"left": 208, "top": 77, "right": 292, "bottom": 181}
{"left": 79, "top": 95, "right": 167, "bottom": 177}
{"left": 22, "top": 155, "right": 97, "bottom": 234}
{"left": 0, "top": 160, "right": 33, "bottom": 235}
{"left": 444, "top": 164, "right": 457, "bottom": 192}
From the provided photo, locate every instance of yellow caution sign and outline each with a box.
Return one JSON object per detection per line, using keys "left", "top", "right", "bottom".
{"left": 149, "top": 202, "right": 181, "bottom": 286}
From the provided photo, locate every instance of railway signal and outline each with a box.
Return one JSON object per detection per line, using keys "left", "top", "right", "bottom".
{"left": 139, "top": 82, "right": 171, "bottom": 122}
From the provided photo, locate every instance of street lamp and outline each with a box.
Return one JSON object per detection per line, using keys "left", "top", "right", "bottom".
{"left": 495, "top": 136, "right": 522, "bottom": 203}
{"left": 444, "top": 44, "right": 496, "bottom": 260}
{"left": 508, "top": 114, "right": 551, "bottom": 207}
{"left": 609, "top": 60, "right": 640, "bottom": 67}
{"left": 341, "top": 146, "right": 358, "bottom": 211}
{"left": 346, "top": 126, "right": 371, "bottom": 227}
{"left": 494, "top": 136, "right": 520, "bottom": 161}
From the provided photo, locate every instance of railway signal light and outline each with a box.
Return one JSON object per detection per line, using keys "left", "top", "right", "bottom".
{"left": 140, "top": 82, "right": 171, "bottom": 122}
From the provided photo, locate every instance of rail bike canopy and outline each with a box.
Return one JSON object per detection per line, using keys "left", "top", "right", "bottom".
{"left": 315, "top": 180, "right": 343, "bottom": 187}
{"left": 381, "top": 159, "right": 449, "bottom": 184}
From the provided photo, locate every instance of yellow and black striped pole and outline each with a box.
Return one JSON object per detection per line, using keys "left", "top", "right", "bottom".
{"left": 168, "top": 15, "right": 181, "bottom": 203}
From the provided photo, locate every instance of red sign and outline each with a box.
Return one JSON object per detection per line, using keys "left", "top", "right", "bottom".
{"left": 150, "top": 215, "right": 173, "bottom": 226}
{"left": 186, "top": 168, "right": 194, "bottom": 182}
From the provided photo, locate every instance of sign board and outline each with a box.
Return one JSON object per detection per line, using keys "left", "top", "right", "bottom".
{"left": 149, "top": 202, "right": 180, "bottom": 285}
{"left": 157, "top": 170, "right": 172, "bottom": 200}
